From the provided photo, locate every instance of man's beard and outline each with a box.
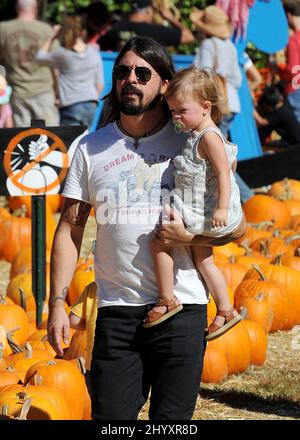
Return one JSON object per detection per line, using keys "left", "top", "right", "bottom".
{"left": 119, "top": 84, "right": 162, "bottom": 115}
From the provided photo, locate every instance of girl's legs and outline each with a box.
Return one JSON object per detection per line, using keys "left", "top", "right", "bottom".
{"left": 143, "top": 239, "right": 182, "bottom": 327}
{"left": 191, "top": 246, "right": 241, "bottom": 339}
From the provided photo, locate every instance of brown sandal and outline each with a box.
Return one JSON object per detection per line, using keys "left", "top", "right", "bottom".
{"left": 205, "top": 307, "right": 242, "bottom": 341}
{"left": 143, "top": 296, "right": 183, "bottom": 328}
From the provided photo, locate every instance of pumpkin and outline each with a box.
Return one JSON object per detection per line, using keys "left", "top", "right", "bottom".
{"left": 63, "top": 331, "right": 87, "bottom": 361}
{"left": 1, "top": 215, "right": 32, "bottom": 263}
{"left": 269, "top": 178, "right": 300, "bottom": 200}
{"left": 236, "top": 265, "right": 290, "bottom": 331}
{"left": 10, "top": 246, "right": 51, "bottom": 279}
{"left": 250, "top": 237, "right": 294, "bottom": 259}
{"left": 243, "top": 194, "right": 291, "bottom": 228}
{"left": 208, "top": 320, "right": 251, "bottom": 375}
{"left": 235, "top": 293, "right": 273, "bottom": 334}
{"left": 244, "top": 261, "right": 300, "bottom": 328}
{"left": 24, "top": 359, "right": 86, "bottom": 420}
{"left": 242, "top": 318, "right": 267, "bottom": 365}
{"left": 215, "top": 260, "right": 249, "bottom": 293}
{"left": 0, "top": 298, "right": 29, "bottom": 346}
{"left": 201, "top": 346, "right": 228, "bottom": 383}
{"left": 0, "top": 370, "right": 21, "bottom": 388}
{"left": 67, "top": 267, "right": 95, "bottom": 306}
{"left": 0, "top": 388, "right": 62, "bottom": 420}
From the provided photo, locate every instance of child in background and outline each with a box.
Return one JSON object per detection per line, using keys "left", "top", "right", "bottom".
{"left": 69, "top": 281, "right": 98, "bottom": 394}
{"left": 143, "top": 67, "right": 246, "bottom": 341}
{"left": 0, "top": 65, "right": 13, "bottom": 128}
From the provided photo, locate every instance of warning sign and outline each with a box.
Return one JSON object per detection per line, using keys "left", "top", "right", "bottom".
{"left": 0, "top": 126, "right": 87, "bottom": 196}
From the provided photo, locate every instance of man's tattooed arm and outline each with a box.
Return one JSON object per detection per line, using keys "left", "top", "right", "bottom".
{"left": 49, "top": 287, "right": 69, "bottom": 306}
{"left": 60, "top": 198, "right": 92, "bottom": 227}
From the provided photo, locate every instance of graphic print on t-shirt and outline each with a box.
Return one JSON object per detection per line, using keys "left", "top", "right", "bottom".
{"left": 96, "top": 151, "right": 172, "bottom": 226}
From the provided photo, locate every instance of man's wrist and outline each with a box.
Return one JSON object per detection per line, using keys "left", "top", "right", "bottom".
{"left": 49, "top": 296, "right": 66, "bottom": 306}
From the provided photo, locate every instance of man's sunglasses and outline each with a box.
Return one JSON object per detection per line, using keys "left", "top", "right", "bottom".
{"left": 113, "top": 65, "right": 154, "bottom": 82}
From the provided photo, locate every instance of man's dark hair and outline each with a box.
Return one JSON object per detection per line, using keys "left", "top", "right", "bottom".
{"left": 101, "top": 36, "right": 175, "bottom": 126}
{"left": 283, "top": 0, "right": 300, "bottom": 16}
{"left": 258, "top": 85, "right": 283, "bottom": 111}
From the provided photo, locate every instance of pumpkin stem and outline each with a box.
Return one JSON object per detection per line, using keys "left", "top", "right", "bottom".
{"left": 239, "top": 307, "right": 248, "bottom": 320}
{"left": 248, "top": 221, "right": 274, "bottom": 230}
{"left": 6, "top": 328, "right": 23, "bottom": 353}
{"left": 295, "top": 247, "right": 300, "bottom": 257}
{"left": 0, "top": 295, "right": 7, "bottom": 305}
{"left": 255, "top": 293, "right": 265, "bottom": 302}
{"left": 74, "top": 357, "right": 86, "bottom": 374}
{"left": 239, "top": 239, "right": 253, "bottom": 255}
{"left": 24, "top": 369, "right": 39, "bottom": 386}
{"left": 285, "top": 233, "right": 300, "bottom": 245}
{"left": 16, "top": 397, "right": 32, "bottom": 420}
{"left": 251, "top": 264, "right": 267, "bottom": 281}
{"left": 0, "top": 405, "right": 9, "bottom": 417}
{"left": 24, "top": 342, "right": 33, "bottom": 359}
{"left": 273, "top": 255, "right": 282, "bottom": 266}
{"left": 19, "top": 288, "right": 27, "bottom": 311}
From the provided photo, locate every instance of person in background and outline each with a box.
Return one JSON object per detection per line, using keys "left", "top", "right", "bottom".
{"left": 83, "top": 1, "right": 112, "bottom": 50}
{"left": 98, "top": 0, "right": 195, "bottom": 52}
{"left": 0, "top": 65, "right": 13, "bottom": 128}
{"left": 242, "top": 51, "right": 263, "bottom": 97}
{"left": 191, "top": 5, "right": 254, "bottom": 203}
{"left": 35, "top": 16, "right": 104, "bottom": 128}
{"left": 276, "top": 0, "right": 300, "bottom": 122}
{"left": 254, "top": 84, "right": 300, "bottom": 148}
{"left": 0, "top": 0, "right": 59, "bottom": 127}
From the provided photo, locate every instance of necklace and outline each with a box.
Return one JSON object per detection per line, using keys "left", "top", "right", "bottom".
{"left": 118, "top": 116, "right": 166, "bottom": 149}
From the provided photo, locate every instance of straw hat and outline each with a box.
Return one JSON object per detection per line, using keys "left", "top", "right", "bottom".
{"left": 190, "top": 5, "right": 232, "bottom": 40}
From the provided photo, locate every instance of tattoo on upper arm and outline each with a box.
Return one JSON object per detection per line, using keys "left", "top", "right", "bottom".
{"left": 61, "top": 198, "right": 91, "bottom": 226}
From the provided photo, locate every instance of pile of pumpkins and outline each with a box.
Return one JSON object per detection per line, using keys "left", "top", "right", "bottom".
{"left": 1, "top": 180, "right": 300, "bottom": 418}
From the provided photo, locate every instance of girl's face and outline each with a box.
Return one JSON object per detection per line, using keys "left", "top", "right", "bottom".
{"left": 166, "top": 92, "right": 211, "bottom": 132}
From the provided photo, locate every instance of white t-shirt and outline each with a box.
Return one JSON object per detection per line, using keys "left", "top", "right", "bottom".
{"left": 62, "top": 120, "right": 209, "bottom": 308}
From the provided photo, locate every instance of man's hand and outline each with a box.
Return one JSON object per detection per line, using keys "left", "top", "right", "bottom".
{"left": 47, "top": 304, "right": 70, "bottom": 357}
{"left": 153, "top": 204, "right": 194, "bottom": 246}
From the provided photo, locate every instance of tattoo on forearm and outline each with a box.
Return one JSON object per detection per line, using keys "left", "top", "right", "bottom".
{"left": 50, "top": 287, "right": 69, "bottom": 305}
{"left": 61, "top": 198, "right": 91, "bottom": 226}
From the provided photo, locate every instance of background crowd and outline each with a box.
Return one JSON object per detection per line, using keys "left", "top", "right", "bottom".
{"left": 0, "top": 0, "right": 300, "bottom": 154}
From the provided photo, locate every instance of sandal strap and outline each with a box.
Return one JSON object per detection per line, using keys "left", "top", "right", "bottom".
{"left": 216, "top": 308, "right": 236, "bottom": 321}
{"left": 156, "top": 296, "right": 178, "bottom": 309}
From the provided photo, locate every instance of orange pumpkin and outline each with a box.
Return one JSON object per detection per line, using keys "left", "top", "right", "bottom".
{"left": 235, "top": 293, "right": 273, "bottom": 334}
{"left": 24, "top": 359, "right": 86, "bottom": 420}
{"left": 269, "top": 178, "right": 300, "bottom": 200}
{"left": 201, "top": 346, "right": 228, "bottom": 383}
{"left": 0, "top": 388, "right": 62, "bottom": 420}
{"left": 0, "top": 298, "right": 29, "bottom": 346}
{"left": 208, "top": 320, "right": 251, "bottom": 375}
{"left": 67, "top": 267, "right": 95, "bottom": 306}
{"left": 243, "top": 194, "right": 291, "bottom": 228}
{"left": 0, "top": 370, "right": 21, "bottom": 388}
{"left": 1, "top": 215, "right": 32, "bottom": 263}
{"left": 242, "top": 319, "right": 267, "bottom": 365}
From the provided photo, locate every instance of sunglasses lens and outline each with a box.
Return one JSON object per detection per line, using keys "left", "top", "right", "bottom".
{"left": 113, "top": 65, "right": 131, "bottom": 80}
{"left": 136, "top": 67, "right": 152, "bottom": 82}
{"left": 113, "top": 66, "right": 152, "bottom": 82}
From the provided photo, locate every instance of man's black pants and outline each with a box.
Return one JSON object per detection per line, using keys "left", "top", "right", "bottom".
{"left": 91, "top": 303, "right": 207, "bottom": 420}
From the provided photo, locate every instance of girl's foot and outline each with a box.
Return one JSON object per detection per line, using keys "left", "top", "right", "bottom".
{"left": 143, "top": 295, "right": 183, "bottom": 328}
{"left": 205, "top": 307, "right": 242, "bottom": 341}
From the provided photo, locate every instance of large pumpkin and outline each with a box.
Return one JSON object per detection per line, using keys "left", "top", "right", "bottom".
{"left": 243, "top": 194, "right": 291, "bottom": 228}
{"left": 24, "top": 359, "right": 86, "bottom": 420}
{"left": 0, "top": 298, "right": 29, "bottom": 346}
{"left": 235, "top": 293, "right": 273, "bottom": 334}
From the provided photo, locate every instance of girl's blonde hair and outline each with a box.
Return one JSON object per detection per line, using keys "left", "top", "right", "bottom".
{"left": 164, "top": 67, "right": 228, "bottom": 124}
{"left": 59, "top": 16, "right": 85, "bottom": 50}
